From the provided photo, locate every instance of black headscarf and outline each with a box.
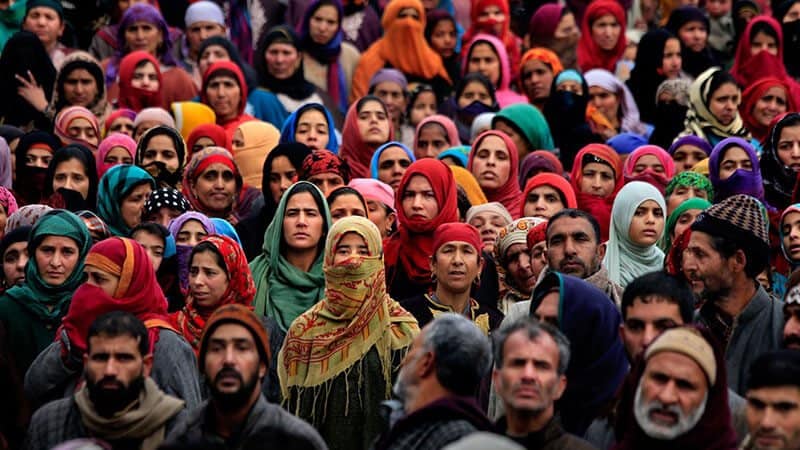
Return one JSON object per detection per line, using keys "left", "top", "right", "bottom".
{"left": 665, "top": 7, "right": 719, "bottom": 78}
{"left": 543, "top": 70, "right": 599, "bottom": 171}
{"left": 254, "top": 25, "right": 316, "bottom": 100}
{"left": 0, "top": 31, "right": 56, "bottom": 129}
{"left": 626, "top": 29, "right": 675, "bottom": 124}
{"left": 761, "top": 113, "right": 800, "bottom": 209}
{"left": 197, "top": 36, "right": 258, "bottom": 96}
{"left": 44, "top": 144, "right": 99, "bottom": 212}
{"left": 776, "top": 0, "right": 800, "bottom": 78}
{"left": 135, "top": 125, "right": 187, "bottom": 189}
{"left": 13, "top": 130, "right": 61, "bottom": 205}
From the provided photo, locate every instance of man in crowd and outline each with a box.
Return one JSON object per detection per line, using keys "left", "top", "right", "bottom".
{"left": 164, "top": 304, "right": 326, "bottom": 449}
{"left": 492, "top": 316, "right": 596, "bottom": 449}
{"left": 177, "top": 1, "right": 227, "bottom": 82}
{"left": 374, "top": 313, "right": 494, "bottom": 450}
{"left": 25, "top": 311, "right": 185, "bottom": 450}
{"left": 685, "top": 194, "right": 783, "bottom": 394}
{"left": 783, "top": 282, "right": 800, "bottom": 349}
{"left": 742, "top": 350, "right": 800, "bottom": 450}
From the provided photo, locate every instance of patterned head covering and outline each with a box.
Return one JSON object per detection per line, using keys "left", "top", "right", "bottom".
{"left": 496, "top": 217, "right": 547, "bottom": 265}
{"left": 181, "top": 146, "right": 244, "bottom": 219}
{"left": 682, "top": 67, "right": 751, "bottom": 141}
{"left": 665, "top": 171, "right": 714, "bottom": 200}
{"left": 76, "top": 210, "right": 111, "bottom": 244}
{"left": 0, "top": 186, "right": 18, "bottom": 217}
{"left": 54, "top": 106, "right": 101, "bottom": 152}
{"left": 301, "top": 149, "right": 351, "bottom": 183}
{"left": 143, "top": 188, "right": 190, "bottom": 219}
{"left": 6, "top": 204, "right": 53, "bottom": 232}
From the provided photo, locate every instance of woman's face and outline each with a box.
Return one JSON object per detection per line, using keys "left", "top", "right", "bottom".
{"left": 377, "top": 146, "right": 411, "bottom": 190}
{"left": 63, "top": 68, "right": 99, "bottom": 108}
{"left": 579, "top": 161, "right": 616, "bottom": 196}
{"left": 52, "top": 158, "right": 90, "bottom": 199}
{"left": 662, "top": 38, "right": 682, "bottom": 79}
{"left": 35, "top": 235, "right": 79, "bottom": 285}
{"left": 2, "top": 241, "right": 28, "bottom": 288}
{"left": 709, "top": 82, "right": 740, "bottom": 126}
{"left": 332, "top": 232, "right": 370, "bottom": 265}
{"left": 193, "top": 136, "right": 218, "bottom": 154}
{"left": 121, "top": 183, "right": 152, "bottom": 228}
{"left": 104, "top": 146, "right": 133, "bottom": 167}
{"left": 678, "top": 20, "right": 708, "bottom": 52}
{"left": 24, "top": 6, "right": 64, "bottom": 47}
{"left": 176, "top": 219, "right": 208, "bottom": 246}
{"left": 26, "top": 148, "right": 53, "bottom": 168}
{"left": 415, "top": 122, "right": 449, "bottom": 159}
{"left": 776, "top": 124, "right": 800, "bottom": 171}
{"left": 131, "top": 61, "right": 159, "bottom": 92}
{"left": 282, "top": 191, "right": 324, "bottom": 252}
{"left": 430, "top": 20, "right": 457, "bottom": 58}
{"left": 591, "top": 13, "right": 621, "bottom": 51}
{"left": 631, "top": 154, "right": 666, "bottom": 176}
{"left": 124, "top": 20, "right": 163, "bottom": 55}
{"left": 667, "top": 185, "right": 709, "bottom": 213}
{"left": 67, "top": 118, "right": 99, "bottom": 147}
{"left": 198, "top": 44, "right": 230, "bottom": 76}
{"left": 356, "top": 100, "right": 391, "bottom": 145}
{"left": 628, "top": 199, "right": 665, "bottom": 246}
{"left": 467, "top": 43, "right": 501, "bottom": 86}
{"left": 752, "top": 86, "right": 788, "bottom": 129}
{"left": 365, "top": 199, "right": 395, "bottom": 238}
{"left": 471, "top": 135, "right": 511, "bottom": 190}
{"left": 523, "top": 185, "right": 565, "bottom": 219}
{"left": 589, "top": 86, "right": 620, "bottom": 125}
{"left": 85, "top": 266, "right": 121, "bottom": 297}
{"left": 554, "top": 12, "right": 579, "bottom": 39}
{"left": 108, "top": 117, "right": 135, "bottom": 137}
{"left": 191, "top": 163, "right": 236, "bottom": 213}
{"left": 268, "top": 155, "right": 298, "bottom": 203}
{"left": 401, "top": 174, "right": 439, "bottom": 221}
{"left": 205, "top": 75, "right": 241, "bottom": 121}
{"left": 294, "top": 109, "right": 330, "bottom": 151}
{"left": 718, "top": 146, "right": 752, "bottom": 180}
{"left": 145, "top": 206, "right": 182, "bottom": 228}
{"left": 308, "top": 172, "right": 344, "bottom": 198}
{"left": 458, "top": 80, "right": 492, "bottom": 108}
{"left": 329, "top": 193, "right": 367, "bottom": 222}
{"left": 189, "top": 250, "right": 229, "bottom": 308}
{"left": 750, "top": 30, "right": 779, "bottom": 57}
{"left": 477, "top": 4, "right": 506, "bottom": 35}
{"left": 672, "top": 145, "right": 708, "bottom": 173}
{"left": 265, "top": 42, "right": 301, "bottom": 80}
{"left": 468, "top": 211, "right": 508, "bottom": 253}
{"left": 783, "top": 211, "right": 800, "bottom": 260}
{"left": 672, "top": 208, "right": 703, "bottom": 242}
{"left": 131, "top": 229, "right": 165, "bottom": 271}
{"left": 785, "top": 2, "right": 800, "bottom": 22}
{"left": 409, "top": 91, "right": 437, "bottom": 127}
{"left": 521, "top": 59, "right": 554, "bottom": 103}
{"left": 141, "top": 134, "right": 180, "bottom": 172}
{"left": 309, "top": 4, "right": 339, "bottom": 45}
{"left": 556, "top": 80, "right": 583, "bottom": 95}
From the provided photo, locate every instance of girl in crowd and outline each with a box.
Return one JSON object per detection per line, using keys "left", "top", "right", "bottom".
{"left": 413, "top": 115, "right": 460, "bottom": 160}
{"left": 383, "top": 159, "right": 458, "bottom": 300}
{"left": 521, "top": 173, "right": 578, "bottom": 219}
{"left": 466, "top": 201, "right": 512, "bottom": 254}
{"left": 626, "top": 29, "right": 684, "bottom": 124}
{"left": 407, "top": 84, "right": 439, "bottom": 133}
{"left": 519, "top": 150, "right": 564, "bottom": 187}
{"left": 527, "top": 3, "right": 580, "bottom": 69}
{"left": 622, "top": 145, "right": 676, "bottom": 194}
{"left": 0, "top": 225, "right": 29, "bottom": 293}
{"left": 250, "top": 181, "right": 332, "bottom": 331}
{"left": 741, "top": 78, "right": 795, "bottom": 143}
{"left": 584, "top": 69, "right": 649, "bottom": 140}
{"left": 340, "top": 96, "right": 394, "bottom": 178}
{"left": 186, "top": 123, "right": 228, "bottom": 158}
{"left": 492, "top": 104, "right": 555, "bottom": 160}
{"left": 462, "top": 0, "right": 521, "bottom": 72}
{"left": 231, "top": 121, "right": 280, "bottom": 187}
{"left": 680, "top": 67, "right": 752, "bottom": 146}
{"left": 14, "top": 131, "right": 62, "bottom": 206}
{"left": 604, "top": 181, "right": 667, "bottom": 287}
{"left": 349, "top": 178, "right": 398, "bottom": 239}
{"left": 663, "top": 197, "right": 711, "bottom": 251}
{"left": 117, "top": 50, "right": 164, "bottom": 111}
{"left": 327, "top": 186, "right": 367, "bottom": 223}
{"left": 44, "top": 145, "right": 99, "bottom": 212}
{"left": 468, "top": 130, "right": 523, "bottom": 219}
{"left": 201, "top": 61, "right": 256, "bottom": 140}
{"left": 708, "top": 137, "right": 765, "bottom": 203}
{"left": 279, "top": 102, "right": 339, "bottom": 153}
{"left": 781, "top": 203, "right": 800, "bottom": 271}
{"left": 53, "top": 107, "right": 101, "bottom": 153}
{"left": 569, "top": 144, "right": 624, "bottom": 241}
{"left": 143, "top": 187, "right": 191, "bottom": 227}
{"left": 50, "top": 52, "right": 110, "bottom": 121}
{"left": 665, "top": 171, "right": 714, "bottom": 214}
{"left": 760, "top": 112, "right": 800, "bottom": 209}
{"left": 448, "top": 73, "right": 500, "bottom": 144}
{"left": 169, "top": 211, "right": 216, "bottom": 295}
{"left": 543, "top": 69, "right": 594, "bottom": 172}
{"left": 730, "top": 15, "right": 797, "bottom": 88}
{"left": 668, "top": 135, "right": 713, "bottom": 173}
{"left": 665, "top": 6, "right": 717, "bottom": 79}
{"left": 96, "top": 133, "right": 136, "bottom": 178}
{"left": 518, "top": 48, "right": 563, "bottom": 110}
{"left": 104, "top": 108, "right": 136, "bottom": 137}
{"left": 135, "top": 125, "right": 186, "bottom": 189}
{"left": 576, "top": 0, "right": 627, "bottom": 73}
{"left": 370, "top": 142, "right": 415, "bottom": 190}
{"left": 425, "top": 10, "right": 461, "bottom": 86}
{"left": 132, "top": 107, "right": 176, "bottom": 140}
{"left": 461, "top": 33, "right": 527, "bottom": 107}
{"left": 96, "top": 164, "right": 156, "bottom": 237}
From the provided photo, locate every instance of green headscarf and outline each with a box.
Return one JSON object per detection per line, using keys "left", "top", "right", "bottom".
{"left": 250, "top": 181, "right": 332, "bottom": 331}
{"left": 665, "top": 171, "right": 714, "bottom": 201}
{"left": 493, "top": 103, "right": 555, "bottom": 151}
{"left": 663, "top": 197, "right": 712, "bottom": 250}
{"left": 5, "top": 209, "right": 91, "bottom": 324}
{"left": 97, "top": 164, "right": 156, "bottom": 236}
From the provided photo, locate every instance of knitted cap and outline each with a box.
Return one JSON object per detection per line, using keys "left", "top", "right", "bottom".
{"left": 645, "top": 327, "right": 717, "bottom": 386}
{"left": 691, "top": 194, "right": 768, "bottom": 246}
{"left": 198, "top": 304, "right": 270, "bottom": 372}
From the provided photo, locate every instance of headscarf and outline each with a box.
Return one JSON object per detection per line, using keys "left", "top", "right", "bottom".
{"left": 730, "top": 16, "right": 794, "bottom": 87}
{"left": 135, "top": 125, "right": 187, "bottom": 189}
{"left": 171, "top": 102, "right": 217, "bottom": 143}
{"left": 53, "top": 106, "right": 101, "bottom": 152}
{"left": 104, "top": 109, "right": 137, "bottom": 136}
{"left": 77, "top": 211, "right": 111, "bottom": 244}
{"left": 97, "top": 164, "right": 156, "bottom": 237}
{"left": 0, "top": 187, "right": 18, "bottom": 219}
{"left": 543, "top": 69, "right": 593, "bottom": 172}
{"left": 528, "top": 4, "right": 580, "bottom": 69}
{"left": 210, "top": 218, "right": 242, "bottom": 245}
{"left": 298, "top": 0, "right": 350, "bottom": 112}
{"left": 608, "top": 133, "right": 648, "bottom": 156}
{"left": 708, "top": 137, "right": 764, "bottom": 203}
{"left": 96, "top": 133, "right": 137, "bottom": 178}
{"left": 569, "top": 144, "right": 624, "bottom": 241}
{"left": 627, "top": 29, "right": 677, "bottom": 124}
{"left": 665, "top": 6, "right": 717, "bottom": 78}
{"left": 665, "top": 171, "right": 715, "bottom": 200}
{"left": 168, "top": 211, "right": 216, "bottom": 294}
{"left": 143, "top": 187, "right": 190, "bottom": 219}
{"left": 519, "top": 48, "right": 564, "bottom": 102}
{"left": 450, "top": 165, "right": 489, "bottom": 206}
{"left": 201, "top": 61, "right": 255, "bottom": 136}
{"left": 466, "top": 201, "right": 513, "bottom": 225}
{"left": 623, "top": 145, "right": 676, "bottom": 193}
{"left": 4, "top": 210, "right": 90, "bottom": 324}
{"left": 681, "top": 67, "right": 751, "bottom": 142}
{"left": 437, "top": 146, "right": 470, "bottom": 167}
{"left": 741, "top": 77, "right": 796, "bottom": 143}
{"left": 424, "top": 9, "right": 462, "bottom": 83}
{"left": 519, "top": 151, "right": 564, "bottom": 187}
{"left": 577, "top": 0, "right": 627, "bottom": 72}
{"left": 278, "top": 216, "right": 418, "bottom": 397}
{"left": 462, "top": 0, "right": 521, "bottom": 72}
{"left": 279, "top": 103, "right": 340, "bottom": 153}
{"left": 301, "top": 149, "right": 351, "bottom": 182}
{"left": 181, "top": 146, "right": 253, "bottom": 224}
{"left": 369, "top": 142, "right": 416, "bottom": 180}
{"left": 51, "top": 51, "right": 109, "bottom": 120}
{"left": 250, "top": 181, "right": 332, "bottom": 331}
{"left": 132, "top": 107, "right": 176, "bottom": 131}
{"left": 44, "top": 144, "right": 99, "bottom": 212}
{"left": 254, "top": 26, "right": 316, "bottom": 100}
{"left": 781, "top": 203, "right": 800, "bottom": 264}
{"left": 173, "top": 235, "right": 256, "bottom": 354}
{"left": 0, "top": 31, "right": 56, "bottom": 128}
{"left": 470, "top": 112, "right": 497, "bottom": 143}
{"left": 349, "top": 0, "right": 451, "bottom": 100}
{"left": 468, "top": 130, "right": 522, "bottom": 218}
{"left": 340, "top": 96, "right": 394, "bottom": 178}
{"left": 106, "top": 4, "right": 177, "bottom": 85}
{"left": 492, "top": 104, "right": 555, "bottom": 151}
{"left": 664, "top": 197, "right": 711, "bottom": 250}
{"left": 233, "top": 120, "right": 280, "bottom": 187}
{"left": 603, "top": 181, "right": 666, "bottom": 287}
{"left": 584, "top": 69, "right": 648, "bottom": 136}
{"left": 414, "top": 115, "right": 461, "bottom": 157}
{"left": 258, "top": 143, "right": 313, "bottom": 227}
{"left": 668, "top": 135, "right": 713, "bottom": 158}
{"left": 6, "top": 204, "right": 52, "bottom": 232}
{"left": 762, "top": 113, "right": 800, "bottom": 208}
{"left": 186, "top": 123, "right": 228, "bottom": 159}
{"left": 59, "top": 237, "right": 170, "bottom": 355}
{"left": 196, "top": 36, "right": 259, "bottom": 96}
{"left": 0, "top": 137, "right": 12, "bottom": 188}
{"left": 117, "top": 50, "right": 164, "bottom": 112}
{"left": 13, "top": 131, "right": 62, "bottom": 206}
{"left": 521, "top": 173, "right": 578, "bottom": 217}
{"left": 530, "top": 272, "right": 628, "bottom": 435}
{"left": 460, "top": 33, "right": 527, "bottom": 107}
{"left": 383, "top": 159, "right": 458, "bottom": 285}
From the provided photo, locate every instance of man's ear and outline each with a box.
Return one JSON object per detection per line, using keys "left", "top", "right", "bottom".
{"left": 142, "top": 354, "right": 154, "bottom": 377}
{"left": 597, "top": 241, "right": 607, "bottom": 261}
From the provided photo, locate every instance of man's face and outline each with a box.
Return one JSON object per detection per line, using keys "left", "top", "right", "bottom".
{"left": 783, "top": 303, "right": 800, "bottom": 350}
{"left": 621, "top": 297, "right": 683, "bottom": 360}
{"left": 634, "top": 352, "right": 709, "bottom": 440}
{"left": 203, "top": 323, "right": 265, "bottom": 411}
{"left": 746, "top": 386, "right": 800, "bottom": 450}
{"left": 394, "top": 330, "right": 428, "bottom": 407}
{"left": 492, "top": 331, "right": 566, "bottom": 416}
{"left": 682, "top": 231, "right": 735, "bottom": 301}
{"left": 546, "top": 216, "right": 602, "bottom": 279}
{"left": 84, "top": 334, "right": 152, "bottom": 417}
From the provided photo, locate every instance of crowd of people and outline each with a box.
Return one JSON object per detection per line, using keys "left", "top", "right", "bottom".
{"left": 1, "top": 0, "right": 800, "bottom": 448}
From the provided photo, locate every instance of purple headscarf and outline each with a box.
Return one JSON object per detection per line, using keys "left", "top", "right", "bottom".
{"left": 0, "top": 137, "right": 10, "bottom": 188}
{"left": 708, "top": 137, "right": 764, "bottom": 204}
{"left": 168, "top": 211, "right": 215, "bottom": 295}
{"left": 106, "top": 4, "right": 177, "bottom": 85}
{"left": 668, "top": 135, "right": 713, "bottom": 156}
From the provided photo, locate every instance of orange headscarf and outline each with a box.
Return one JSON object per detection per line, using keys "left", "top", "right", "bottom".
{"left": 519, "top": 48, "right": 564, "bottom": 99}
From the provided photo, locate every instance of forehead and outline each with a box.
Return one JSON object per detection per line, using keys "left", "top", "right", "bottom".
{"left": 380, "top": 146, "right": 410, "bottom": 161}
{"left": 405, "top": 174, "right": 433, "bottom": 191}
{"left": 331, "top": 193, "right": 364, "bottom": 208}
{"left": 286, "top": 190, "right": 319, "bottom": 209}
{"left": 626, "top": 296, "right": 682, "bottom": 320}
{"left": 548, "top": 216, "right": 593, "bottom": 236}
{"left": 503, "top": 330, "right": 560, "bottom": 362}
{"left": 720, "top": 146, "right": 750, "bottom": 161}
{"left": 39, "top": 235, "right": 78, "bottom": 248}
{"left": 374, "top": 81, "right": 404, "bottom": 93}
{"left": 645, "top": 351, "right": 708, "bottom": 386}
{"left": 208, "top": 322, "right": 255, "bottom": 342}
{"left": 87, "top": 333, "right": 141, "bottom": 355}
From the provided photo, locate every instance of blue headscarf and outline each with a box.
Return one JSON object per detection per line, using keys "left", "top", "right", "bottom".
{"left": 437, "top": 146, "right": 470, "bottom": 167}
{"left": 369, "top": 142, "right": 416, "bottom": 179}
{"left": 279, "top": 103, "right": 339, "bottom": 154}
{"left": 210, "top": 218, "right": 242, "bottom": 245}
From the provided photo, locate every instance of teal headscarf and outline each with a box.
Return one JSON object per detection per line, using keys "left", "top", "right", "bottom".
{"left": 663, "top": 197, "right": 712, "bottom": 250}
{"left": 492, "top": 103, "right": 555, "bottom": 151}
{"left": 249, "top": 181, "right": 332, "bottom": 331}
{"left": 5, "top": 209, "right": 91, "bottom": 324}
{"left": 97, "top": 164, "right": 156, "bottom": 236}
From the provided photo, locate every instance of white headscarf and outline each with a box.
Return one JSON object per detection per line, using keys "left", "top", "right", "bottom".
{"left": 585, "top": 68, "right": 648, "bottom": 136}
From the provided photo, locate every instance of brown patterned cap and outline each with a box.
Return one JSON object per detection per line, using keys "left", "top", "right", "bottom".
{"left": 692, "top": 194, "right": 768, "bottom": 245}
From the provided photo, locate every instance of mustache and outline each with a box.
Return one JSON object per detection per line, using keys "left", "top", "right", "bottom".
{"left": 784, "top": 334, "right": 800, "bottom": 348}
{"left": 95, "top": 376, "right": 125, "bottom": 390}
{"left": 214, "top": 367, "right": 243, "bottom": 384}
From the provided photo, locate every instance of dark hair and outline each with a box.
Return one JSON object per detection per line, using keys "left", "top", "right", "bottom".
{"left": 190, "top": 240, "right": 228, "bottom": 277}
{"left": 621, "top": 271, "right": 695, "bottom": 323}
{"left": 356, "top": 94, "right": 390, "bottom": 115}
{"left": 546, "top": 208, "right": 602, "bottom": 245}
{"left": 467, "top": 39, "right": 502, "bottom": 85}
{"left": 281, "top": 183, "right": 329, "bottom": 255}
{"left": 54, "top": 59, "right": 105, "bottom": 114}
{"left": 197, "top": 36, "right": 258, "bottom": 93}
{"left": 45, "top": 144, "right": 99, "bottom": 206}
{"left": 423, "top": 313, "right": 492, "bottom": 396}
{"left": 130, "top": 221, "right": 169, "bottom": 246}
{"left": 456, "top": 185, "right": 472, "bottom": 221}
{"left": 707, "top": 70, "right": 739, "bottom": 103}
{"left": 747, "top": 349, "right": 800, "bottom": 390}
{"left": 87, "top": 311, "right": 149, "bottom": 356}
{"left": 493, "top": 316, "right": 571, "bottom": 374}
{"left": 326, "top": 186, "right": 367, "bottom": 210}
{"left": 749, "top": 20, "right": 780, "bottom": 45}
{"left": 455, "top": 72, "right": 498, "bottom": 106}
{"left": 707, "top": 232, "right": 767, "bottom": 278}
{"left": 406, "top": 83, "right": 438, "bottom": 118}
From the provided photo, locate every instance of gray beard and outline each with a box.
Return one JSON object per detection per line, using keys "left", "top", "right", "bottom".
{"left": 633, "top": 381, "right": 708, "bottom": 440}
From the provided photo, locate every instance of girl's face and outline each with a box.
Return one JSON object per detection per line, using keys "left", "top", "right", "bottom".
{"left": 661, "top": 38, "right": 682, "bottom": 79}
{"left": 521, "top": 59, "right": 555, "bottom": 103}
{"left": 198, "top": 44, "right": 230, "bottom": 76}
{"left": 630, "top": 154, "right": 665, "bottom": 177}
{"left": 377, "top": 146, "right": 411, "bottom": 190}
{"left": 269, "top": 156, "right": 298, "bottom": 203}
{"left": 579, "top": 162, "right": 616, "bottom": 196}
{"left": 189, "top": 250, "right": 229, "bottom": 308}
{"left": 104, "top": 146, "right": 133, "bottom": 167}
{"left": 409, "top": 91, "right": 437, "bottom": 127}
{"left": 672, "top": 208, "right": 702, "bottom": 242}
{"left": 356, "top": 100, "right": 391, "bottom": 145}
{"left": 678, "top": 21, "right": 708, "bottom": 52}
{"left": 294, "top": 108, "right": 330, "bottom": 151}
{"left": 457, "top": 80, "right": 492, "bottom": 108}
{"left": 752, "top": 86, "right": 788, "bottom": 130}
{"left": 67, "top": 118, "right": 99, "bottom": 147}
{"left": 667, "top": 185, "right": 708, "bottom": 214}
{"left": 108, "top": 117, "right": 134, "bottom": 137}
{"left": 429, "top": 19, "right": 456, "bottom": 58}
{"left": 131, "top": 61, "right": 159, "bottom": 92}
{"left": 783, "top": 211, "right": 800, "bottom": 260}
{"left": 124, "top": 20, "right": 163, "bottom": 55}
{"left": 329, "top": 193, "right": 367, "bottom": 223}
{"left": 308, "top": 4, "right": 339, "bottom": 45}
{"left": 588, "top": 86, "right": 620, "bottom": 125}
{"left": 718, "top": 146, "right": 753, "bottom": 180}
{"left": 591, "top": 13, "right": 621, "bottom": 51}
{"left": 332, "top": 232, "right": 370, "bottom": 265}
{"left": 750, "top": 30, "right": 779, "bottom": 56}
{"left": 776, "top": 124, "right": 800, "bottom": 171}
{"left": 672, "top": 145, "right": 708, "bottom": 173}
{"left": 466, "top": 43, "right": 501, "bottom": 86}
{"left": 415, "top": 122, "right": 449, "bottom": 159}
{"left": 554, "top": 12, "right": 579, "bottom": 40}
{"left": 282, "top": 191, "right": 324, "bottom": 252}
{"left": 401, "top": 175, "right": 439, "bottom": 221}
{"left": 708, "top": 82, "right": 740, "bottom": 126}
{"left": 628, "top": 199, "right": 665, "bottom": 246}
{"left": 471, "top": 135, "right": 511, "bottom": 190}
{"left": 523, "top": 185, "right": 565, "bottom": 219}
{"left": 52, "top": 158, "right": 90, "bottom": 199}
{"left": 176, "top": 219, "right": 208, "bottom": 246}
{"left": 132, "top": 229, "right": 165, "bottom": 271}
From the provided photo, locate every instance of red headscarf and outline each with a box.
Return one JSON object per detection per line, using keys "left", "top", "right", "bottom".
{"left": 171, "top": 234, "right": 256, "bottom": 354}
{"left": 462, "top": 0, "right": 522, "bottom": 74}
{"left": 468, "top": 130, "right": 523, "bottom": 218}
{"left": 186, "top": 123, "right": 229, "bottom": 159}
{"left": 576, "top": 0, "right": 627, "bottom": 72}
{"left": 384, "top": 159, "right": 459, "bottom": 284}
{"left": 339, "top": 97, "right": 395, "bottom": 178}
{"left": 118, "top": 50, "right": 164, "bottom": 112}
{"left": 59, "top": 237, "right": 171, "bottom": 355}
{"left": 201, "top": 61, "right": 256, "bottom": 140}
{"left": 730, "top": 16, "right": 787, "bottom": 87}
{"left": 741, "top": 77, "right": 796, "bottom": 142}
{"left": 521, "top": 173, "right": 578, "bottom": 217}
{"left": 569, "top": 143, "right": 623, "bottom": 241}
{"left": 622, "top": 145, "right": 676, "bottom": 194}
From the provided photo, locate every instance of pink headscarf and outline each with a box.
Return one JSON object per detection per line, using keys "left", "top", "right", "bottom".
{"left": 623, "top": 145, "right": 675, "bottom": 194}
{"left": 0, "top": 186, "right": 18, "bottom": 217}
{"left": 468, "top": 130, "right": 523, "bottom": 218}
{"left": 96, "top": 133, "right": 137, "bottom": 178}
{"left": 54, "top": 106, "right": 101, "bottom": 152}
{"left": 413, "top": 114, "right": 461, "bottom": 159}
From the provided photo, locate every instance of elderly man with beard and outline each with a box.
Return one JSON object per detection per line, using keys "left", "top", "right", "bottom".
{"left": 25, "top": 311, "right": 185, "bottom": 450}
{"left": 782, "top": 282, "right": 800, "bottom": 350}
{"left": 612, "top": 326, "right": 739, "bottom": 450}
{"left": 164, "top": 304, "right": 325, "bottom": 450}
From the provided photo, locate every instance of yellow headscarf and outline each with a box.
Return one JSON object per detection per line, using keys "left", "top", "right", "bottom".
{"left": 233, "top": 120, "right": 280, "bottom": 187}
{"left": 450, "top": 165, "right": 488, "bottom": 206}
{"left": 171, "top": 102, "right": 216, "bottom": 142}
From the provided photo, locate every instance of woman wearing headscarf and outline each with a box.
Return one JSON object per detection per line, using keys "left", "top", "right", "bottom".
{"left": 519, "top": 150, "right": 564, "bottom": 187}
{"left": 368, "top": 141, "right": 416, "bottom": 190}
{"left": 761, "top": 112, "right": 800, "bottom": 208}
{"left": 680, "top": 67, "right": 752, "bottom": 146}
{"left": 730, "top": 15, "right": 799, "bottom": 89}
{"left": 13, "top": 130, "right": 62, "bottom": 206}
{"left": 300, "top": 150, "right": 351, "bottom": 198}
{"left": 350, "top": 0, "right": 452, "bottom": 101}
{"left": 741, "top": 77, "right": 795, "bottom": 142}
{"left": 518, "top": 48, "right": 564, "bottom": 110}
{"left": 604, "top": 181, "right": 667, "bottom": 287}
{"left": 44, "top": 144, "right": 99, "bottom": 212}
{"left": 168, "top": 211, "right": 216, "bottom": 296}
{"left": 665, "top": 171, "right": 715, "bottom": 214}
{"left": 299, "top": 0, "right": 361, "bottom": 113}
{"left": 413, "top": 114, "right": 461, "bottom": 160}
{"left": 492, "top": 104, "right": 555, "bottom": 160}
{"left": 627, "top": 29, "right": 684, "bottom": 124}
{"left": 250, "top": 181, "right": 332, "bottom": 331}
{"left": 143, "top": 187, "right": 191, "bottom": 227}
{"left": 96, "top": 164, "right": 156, "bottom": 237}
{"left": 708, "top": 137, "right": 766, "bottom": 203}
{"left": 461, "top": 0, "right": 522, "bottom": 74}
{"left": 451, "top": 165, "right": 490, "bottom": 207}
{"left": 135, "top": 125, "right": 187, "bottom": 189}
{"left": 461, "top": 33, "right": 527, "bottom": 107}
{"left": 0, "top": 209, "right": 90, "bottom": 382}
{"left": 527, "top": 4, "right": 581, "bottom": 69}
{"left": 181, "top": 146, "right": 261, "bottom": 225}
{"left": 236, "top": 143, "right": 313, "bottom": 261}
{"left": 569, "top": 144, "right": 624, "bottom": 241}
{"left": 668, "top": 135, "right": 714, "bottom": 173}
{"left": 543, "top": 69, "right": 598, "bottom": 172}
{"left": 279, "top": 216, "right": 419, "bottom": 450}
{"left": 186, "top": 123, "right": 228, "bottom": 158}
{"left": 622, "top": 145, "right": 676, "bottom": 194}
{"left": 116, "top": 50, "right": 165, "bottom": 111}
{"left": 520, "top": 173, "right": 578, "bottom": 219}
{"left": 340, "top": 95, "right": 394, "bottom": 178}
{"left": 445, "top": 73, "right": 500, "bottom": 144}
{"left": 53, "top": 106, "right": 101, "bottom": 154}
{"left": 576, "top": 0, "right": 626, "bottom": 73}
{"left": 0, "top": 31, "right": 56, "bottom": 130}
{"left": 231, "top": 120, "right": 280, "bottom": 188}
{"left": 384, "top": 159, "right": 458, "bottom": 300}
{"left": 780, "top": 203, "right": 800, "bottom": 271}
{"left": 468, "top": 130, "right": 523, "bottom": 218}
{"left": 584, "top": 69, "right": 649, "bottom": 140}
{"left": 104, "top": 108, "right": 136, "bottom": 137}
{"left": 201, "top": 61, "right": 257, "bottom": 141}
{"left": 96, "top": 133, "right": 136, "bottom": 178}
{"left": 279, "top": 103, "right": 339, "bottom": 153}
{"left": 665, "top": 6, "right": 718, "bottom": 79}
{"left": 425, "top": 9, "right": 462, "bottom": 86}
{"left": 50, "top": 51, "right": 111, "bottom": 121}
{"left": 663, "top": 197, "right": 712, "bottom": 251}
